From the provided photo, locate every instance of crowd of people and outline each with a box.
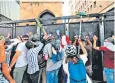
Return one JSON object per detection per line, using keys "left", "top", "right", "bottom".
{"left": 0, "top": 29, "right": 114, "bottom": 83}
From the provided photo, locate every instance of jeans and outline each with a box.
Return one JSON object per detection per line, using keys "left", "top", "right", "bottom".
{"left": 29, "top": 71, "right": 39, "bottom": 83}
{"left": 46, "top": 69, "right": 59, "bottom": 83}
{"left": 13, "top": 65, "right": 27, "bottom": 83}
{"left": 22, "top": 69, "right": 31, "bottom": 83}
{"left": 104, "top": 67, "right": 114, "bottom": 83}
{"left": 38, "top": 67, "right": 46, "bottom": 83}
{"left": 70, "top": 79, "right": 86, "bottom": 83}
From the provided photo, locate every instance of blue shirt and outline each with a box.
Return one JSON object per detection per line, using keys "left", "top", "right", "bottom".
{"left": 51, "top": 51, "right": 63, "bottom": 63}
{"left": 68, "top": 59, "right": 86, "bottom": 83}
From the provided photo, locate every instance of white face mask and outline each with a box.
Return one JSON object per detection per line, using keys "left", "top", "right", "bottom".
{"left": 56, "top": 30, "right": 60, "bottom": 35}
{"left": 62, "top": 36, "right": 67, "bottom": 46}
{"left": 104, "top": 42, "right": 115, "bottom": 51}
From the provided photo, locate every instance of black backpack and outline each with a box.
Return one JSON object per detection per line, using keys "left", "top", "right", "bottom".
{"left": 10, "top": 43, "right": 19, "bottom": 63}
{"left": 37, "top": 44, "right": 46, "bottom": 69}
{"left": 10, "top": 43, "right": 19, "bottom": 77}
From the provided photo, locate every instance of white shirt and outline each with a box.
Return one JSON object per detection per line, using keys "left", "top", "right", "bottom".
{"left": 80, "top": 54, "right": 92, "bottom": 83}
{"left": 79, "top": 54, "right": 88, "bottom": 64}
{"left": 6, "top": 38, "right": 21, "bottom": 52}
{"left": 15, "top": 42, "right": 28, "bottom": 67}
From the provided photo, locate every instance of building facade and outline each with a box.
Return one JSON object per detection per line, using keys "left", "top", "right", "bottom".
{"left": 0, "top": 0, "right": 20, "bottom": 21}
{"left": 20, "top": 0, "right": 62, "bottom": 23}
{"left": 69, "top": 0, "right": 114, "bottom": 15}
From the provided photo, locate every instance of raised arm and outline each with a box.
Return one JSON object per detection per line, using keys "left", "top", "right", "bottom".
{"left": 85, "top": 36, "right": 92, "bottom": 47}
{"left": 33, "top": 42, "right": 43, "bottom": 54}
{"left": 73, "top": 39, "right": 77, "bottom": 46}
{"left": 9, "top": 46, "right": 21, "bottom": 70}
{"left": 78, "top": 39, "right": 87, "bottom": 56}
{"left": 93, "top": 35, "right": 99, "bottom": 50}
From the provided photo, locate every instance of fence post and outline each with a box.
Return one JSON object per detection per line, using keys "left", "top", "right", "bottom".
{"left": 99, "top": 16, "right": 105, "bottom": 45}
{"left": 99, "top": 15, "right": 105, "bottom": 82}
{"left": 11, "top": 24, "right": 14, "bottom": 38}
{"left": 14, "top": 23, "right": 16, "bottom": 38}
{"left": 65, "top": 19, "right": 69, "bottom": 37}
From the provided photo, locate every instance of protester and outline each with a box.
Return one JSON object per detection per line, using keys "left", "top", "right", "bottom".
{"left": 73, "top": 37, "right": 92, "bottom": 83}
{"left": 55, "top": 29, "right": 61, "bottom": 51}
{"left": 1, "top": 26, "right": 113, "bottom": 83}
{"left": 43, "top": 34, "right": 62, "bottom": 83}
{"left": 84, "top": 36, "right": 93, "bottom": 78}
{"left": 26, "top": 41, "right": 43, "bottom": 83}
{"left": 9, "top": 35, "right": 29, "bottom": 83}
{"left": 0, "top": 37, "right": 16, "bottom": 83}
{"left": 65, "top": 39, "right": 87, "bottom": 83}
{"left": 60, "top": 34, "right": 71, "bottom": 83}
{"left": 93, "top": 35, "right": 114, "bottom": 83}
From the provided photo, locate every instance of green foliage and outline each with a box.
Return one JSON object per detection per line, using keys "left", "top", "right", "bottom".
{"left": 75, "top": 12, "right": 87, "bottom": 16}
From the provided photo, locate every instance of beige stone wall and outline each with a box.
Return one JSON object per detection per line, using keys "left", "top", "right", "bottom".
{"left": 87, "top": 1, "right": 114, "bottom": 14}
{"left": 68, "top": 0, "right": 114, "bottom": 22}
{"left": 20, "top": 2, "right": 62, "bottom": 20}
{"left": 69, "top": 0, "right": 114, "bottom": 15}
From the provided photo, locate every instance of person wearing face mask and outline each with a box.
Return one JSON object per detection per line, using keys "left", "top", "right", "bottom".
{"left": 43, "top": 34, "right": 62, "bottom": 83}
{"left": 55, "top": 29, "right": 61, "bottom": 51}
{"left": 93, "top": 35, "right": 114, "bottom": 83}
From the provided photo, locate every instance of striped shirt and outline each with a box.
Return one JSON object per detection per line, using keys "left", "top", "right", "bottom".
{"left": 27, "top": 42, "right": 43, "bottom": 74}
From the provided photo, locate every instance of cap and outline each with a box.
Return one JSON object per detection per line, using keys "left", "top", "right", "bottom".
{"left": 22, "top": 35, "right": 29, "bottom": 40}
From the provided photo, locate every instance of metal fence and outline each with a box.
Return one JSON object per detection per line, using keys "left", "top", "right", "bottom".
{"left": 104, "top": 20, "right": 114, "bottom": 39}
{"left": 0, "top": 27, "right": 12, "bottom": 36}
{"left": 69, "top": 22, "right": 99, "bottom": 41}
{"left": 0, "top": 9, "right": 114, "bottom": 82}
{"left": 43, "top": 23, "right": 65, "bottom": 35}
{"left": 0, "top": 25, "right": 37, "bottom": 37}
{"left": 16, "top": 25, "right": 37, "bottom": 37}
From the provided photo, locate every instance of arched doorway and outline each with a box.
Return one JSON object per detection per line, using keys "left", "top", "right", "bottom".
{"left": 39, "top": 10, "right": 56, "bottom": 24}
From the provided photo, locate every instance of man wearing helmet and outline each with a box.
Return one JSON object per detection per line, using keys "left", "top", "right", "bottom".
{"left": 65, "top": 39, "right": 88, "bottom": 83}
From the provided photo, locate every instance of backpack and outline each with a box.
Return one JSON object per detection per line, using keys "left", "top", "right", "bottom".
{"left": 38, "top": 44, "right": 46, "bottom": 69}
{"left": 10, "top": 43, "right": 19, "bottom": 63}
{"left": 50, "top": 44, "right": 62, "bottom": 63}
{"left": 9, "top": 43, "right": 19, "bottom": 77}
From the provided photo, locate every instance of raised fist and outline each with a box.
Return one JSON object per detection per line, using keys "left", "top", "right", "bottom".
{"left": 85, "top": 35, "right": 90, "bottom": 40}
{"left": 93, "top": 35, "right": 98, "bottom": 41}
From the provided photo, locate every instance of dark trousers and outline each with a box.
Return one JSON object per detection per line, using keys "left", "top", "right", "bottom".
{"left": 22, "top": 68, "right": 31, "bottom": 83}
{"left": 29, "top": 71, "right": 39, "bottom": 83}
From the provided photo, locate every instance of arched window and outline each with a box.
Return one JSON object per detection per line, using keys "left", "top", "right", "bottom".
{"left": 39, "top": 10, "right": 56, "bottom": 24}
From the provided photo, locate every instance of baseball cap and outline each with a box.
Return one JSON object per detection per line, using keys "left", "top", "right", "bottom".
{"left": 22, "top": 35, "right": 29, "bottom": 40}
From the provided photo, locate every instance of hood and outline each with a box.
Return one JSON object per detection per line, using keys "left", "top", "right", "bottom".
{"left": 104, "top": 42, "right": 115, "bottom": 51}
